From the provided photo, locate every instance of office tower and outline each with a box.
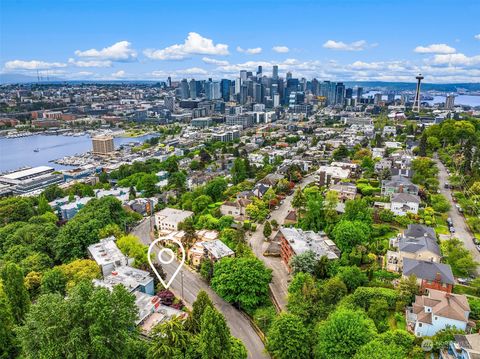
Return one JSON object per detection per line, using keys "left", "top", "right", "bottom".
{"left": 92, "top": 135, "right": 114, "bottom": 155}
{"left": 180, "top": 79, "right": 190, "bottom": 99}
{"left": 254, "top": 83, "right": 263, "bottom": 103}
{"left": 335, "top": 82, "right": 345, "bottom": 106}
{"left": 246, "top": 71, "right": 253, "bottom": 78}
{"left": 374, "top": 93, "right": 383, "bottom": 105}
{"left": 239, "top": 84, "right": 248, "bottom": 104}
{"left": 413, "top": 73, "right": 424, "bottom": 112}
{"left": 272, "top": 65, "right": 279, "bottom": 80}
{"left": 212, "top": 81, "right": 221, "bottom": 99}
{"left": 257, "top": 66, "right": 263, "bottom": 77}
{"left": 311, "top": 78, "right": 320, "bottom": 95}
{"left": 273, "top": 93, "right": 280, "bottom": 107}
{"left": 356, "top": 87, "right": 363, "bottom": 102}
{"left": 235, "top": 78, "right": 241, "bottom": 94}
{"left": 345, "top": 88, "right": 353, "bottom": 99}
{"left": 387, "top": 92, "right": 395, "bottom": 103}
{"left": 189, "top": 79, "right": 197, "bottom": 99}
{"left": 445, "top": 94, "right": 455, "bottom": 110}
{"left": 167, "top": 76, "right": 172, "bottom": 88}
{"left": 164, "top": 96, "right": 175, "bottom": 112}
{"left": 286, "top": 71, "right": 292, "bottom": 80}
{"left": 220, "top": 79, "right": 231, "bottom": 101}
{"left": 240, "top": 70, "right": 247, "bottom": 83}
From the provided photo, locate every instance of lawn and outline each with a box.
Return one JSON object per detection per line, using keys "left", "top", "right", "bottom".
{"left": 388, "top": 312, "right": 406, "bottom": 330}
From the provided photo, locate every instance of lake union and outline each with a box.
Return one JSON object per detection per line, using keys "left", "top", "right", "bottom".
{"left": 0, "top": 134, "right": 156, "bottom": 172}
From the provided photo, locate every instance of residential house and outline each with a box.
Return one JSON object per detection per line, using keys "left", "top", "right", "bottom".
{"left": 329, "top": 182, "right": 357, "bottom": 202}
{"left": 381, "top": 175, "right": 419, "bottom": 197}
{"left": 284, "top": 210, "right": 297, "bottom": 225}
{"left": 259, "top": 173, "right": 284, "bottom": 187}
{"left": 440, "top": 333, "right": 480, "bottom": 359}
{"left": 403, "top": 258, "right": 455, "bottom": 293}
{"left": 317, "top": 165, "right": 351, "bottom": 186}
{"left": 387, "top": 224, "right": 441, "bottom": 272}
{"left": 87, "top": 236, "right": 130, "bottom": 276}
{"left": 278, "top": 227, "right": 340, "bottom": 273}
{"left": 93, "top": 265, "right": 155, "bottom": 296}
{"left": 188, "top": 239, "right": 234, "bottom": 266}
{"left": 252, "top": 183, "right": 271, "bottom": 199}
{"left": 406, "top": 289, "right": 470, "bottom": 337}
{"left": 155, "top": 208, "right": 194, "bottom": 231}
{"left": 220, "top": 198, "right": 252, "bottom": 219}
{"left": 390, "top": 193, "right": 421, "bottom": 216}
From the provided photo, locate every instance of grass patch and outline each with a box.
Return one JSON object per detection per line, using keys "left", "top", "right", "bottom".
{"left": 453, "top": 284, "right": 479, "bottom": 297}
{"left": 388, "top": 312, "right": 406, "bottom": 330}
{"left": 435, "top": 224, "right": 450, "bottom": 235}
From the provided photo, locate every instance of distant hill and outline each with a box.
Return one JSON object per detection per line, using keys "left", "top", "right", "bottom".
{"left": 0, "top": 73, "right": 64, "bottom": 84}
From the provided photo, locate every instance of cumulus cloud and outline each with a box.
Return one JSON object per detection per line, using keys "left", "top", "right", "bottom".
{"left": 111, "top": 70, "right": 126, "bottom": 78}
{"left": 237, "top": 46, "right": 262, "bottom": 54}
{"left": 144, "top": 32, "right": 229, "bottom": 60}
{"left": 272, "top": 46, "right": 289, "bottom": 53}
{"left": 74, "top": 41, "right": 137, "bottom": 61}
{"left": 202, "top": 57, "right": 229, "bottom": 66}
{"left": 4, "top": 60, "right": 67, "bottom": 70}
{"left": 475, "top": 34, "right": 480, "bottom": 40}
{"left": 323, "top": 40, "right": 371, "bottom": 51}
{"left": 429, "top": 53, "right": 480, "bottom": 66}
{"left": 150, "top": 67, "right": 209, "bottom": 79}
{"left": 68, "top": 58, "right": 112, "bottom": 67}
{"left": 414, "top": 44, "right": 456, "bottom": 54}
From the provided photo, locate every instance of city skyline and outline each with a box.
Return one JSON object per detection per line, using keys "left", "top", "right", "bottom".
{"left": 1, "top": 0, "right": 480, "bottom": 83}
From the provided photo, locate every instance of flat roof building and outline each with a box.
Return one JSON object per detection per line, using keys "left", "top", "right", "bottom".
{"left": 0, "top": 166, "right": 63, "bottom": 195}
{"left": 92, "top": 135, "right": 115, "bottom": 155}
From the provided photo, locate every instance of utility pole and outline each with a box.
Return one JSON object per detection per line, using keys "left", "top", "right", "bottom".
{"left": 181, "top": 271, "right": 184, "bottom": 301}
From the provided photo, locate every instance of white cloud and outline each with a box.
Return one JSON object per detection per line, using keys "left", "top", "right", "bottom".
{"left": 74, "top": 41, "right": 137, "bottom": 61}
{"left": 475, "top": 34, "right": 480, "bottom": 40}
{"left": 68, "top": 58, "right": 112, "bottom": 67}
{"left": 202, "top": 57, "right": 229, "bottom": 66}
{"left": 414, "top": 44, "right": 456, "bottom": 54}
{"left": 111, "top": 70, "right": 126, "bottom": 78}
{"left": 144, "top": 32, "right": 229, "bottom": 60}
{"left": 430, "top": 53, "right": 480, "bottom": 66}
{"left": 4, "top": 60, "right": 67, "bottom": 70}
{"left": 182, "top": 67, "right": 208, "bottom": 75}
{"left": 272, "top": 46, "right": 289, "bottom": 53}
{"left": 237, "top": 46, "right": 262, "bottom": 54}
{"left": 323, "top": 40, "right": 370, "bottom": 51}
{"left": 150, "top": 67, "right": 209, "bottom": 79}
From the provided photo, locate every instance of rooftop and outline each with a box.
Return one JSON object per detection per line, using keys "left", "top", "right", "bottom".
{"left": 280, "top": 227, "right": 340, "bottom": 259}
{"left": 87, "top": 236, "right": 127, "bottom": 267}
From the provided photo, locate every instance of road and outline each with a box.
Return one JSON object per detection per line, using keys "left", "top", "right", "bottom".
{"left": 435, "top": 158, "right": 480, "bottom": 268}
{"left": 132, "top": 218, "right": 269, "bottom": 359}
{"left": 249, "top": 174, "right": 317, "bottom": 310}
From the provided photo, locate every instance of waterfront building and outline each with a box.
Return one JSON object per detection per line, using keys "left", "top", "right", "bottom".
{"left": 0, "top": 166, "right": 63, "bottom": 195}
{"left": 92, "top": 135, "right": 114, "bottom": 155}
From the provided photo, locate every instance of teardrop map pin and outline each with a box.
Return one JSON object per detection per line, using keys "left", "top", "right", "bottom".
{"left": 148, "top": 237, "right": 185, "bottom": 289}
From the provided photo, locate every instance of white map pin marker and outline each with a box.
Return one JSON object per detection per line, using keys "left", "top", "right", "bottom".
{"left": 148, "top": 237, "right": 185, "bottom": 289}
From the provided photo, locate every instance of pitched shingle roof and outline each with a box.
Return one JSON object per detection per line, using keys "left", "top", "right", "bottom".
{"left": 403, "top": 258, "right": 454, "bottom": 284}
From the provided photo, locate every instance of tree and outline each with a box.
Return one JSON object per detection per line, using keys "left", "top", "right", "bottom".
{"left": 332, "top": 220, "right": 370, "bottom": 252}
{"left": 117, "top": 234, "right": 149, "bottom": 267}
{"left": 185, "top": 290, "right": 214, "bottom": 334}
{"left": 344, "top": 199, "right": 373, "bottom": 224}
{"left": 192, "top": 195, "right": 213, "bottom": 214}
{"left": 441, "top": 238, "right": 479, "bottom": 277}
{"left": 354, "top": 330, "right": 415, "bottom": 359}
{"left": 231, "top": 158, "right": 247, "bottom": 184}
{"left": 313, "top": 255, "right": 330, "bottom": 279}
{"left": 300, "top": 191, "right": 326, "bottom": 232}
{"left": 0, "top": 262, "right": 30, "bottom": 324}
{"left": 211, "top": 257, "right": 272, "bottom": 312}
{"left": 263, "top": 221, "right": 272, "bottom": 238}
{"left": 336, "top": 266, "right": 368, "bottom": 292}
{"left": 290, "top": 250, "right": 316, "bottom": 275}
{"left": 287, "top": 272, "right": 322, "bottom": 323}
{"left": 43, "top": 184, "right": 65, "bottom": 202}
{"left": 41, "top": 267, "right": 68, "bottom": 296}
{"left": 0, "top": 197, "right": 35, "bottom": 226}
{"left": 37, "top": 195, "right": 52, "bottom": 215}
{"left": 168, "top": 171, "right": 187, "bottom": 192}
{"left": 418, "top": 131, "right": 428, "bottom": 157}
{"left": 148, "top": 316, "right": 191, "bottom": 358}
{"left": 179, "top": 217, "right": 197, "bottom": 249}
{"left": 325, "top": 190, "right": 339, "bottom": 224}
{"left": 367, "top": 297, "right": 390, "bottom": 332}
{"left": 266, "top": 314, "right": 311, "bottom": 359}
{"left": 58, "top": 259, "right": 101, "bottom": 291}
{"left": 314, "top": 308, "right": 377, "bottom": 359}
{"left": 205, "top": 177, "right": 228, "bottom": 202}
{"left": 17, "top": 282, "right": 139, "bottom": 359}
{"left": 0, "top": 286, "right": 18, "bottom": 359}
{"left": 430, "top": 194, "right": 451, "bottom": 213}
{"left": 333, "top": 145, "right": 350, "bottom": 161}
{"left": 396, "top": 275, "right": 419, "bottom": 305}
{"left": 292, "top": 187, "right": 305, "bottom": 209}
{"left": 129, "top": 185, "right": 137, "bottom": 200}
{"left": 432, "top": 327, "right": 465, "bottom": 350}
{"left": 198, "top": 306, "right": 232, "bottom": 359}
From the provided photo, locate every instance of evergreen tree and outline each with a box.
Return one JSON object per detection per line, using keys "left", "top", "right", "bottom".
{"left": 0, "top": 262, "right": 30, "bottom": 324}
{"left": 129, "top": 185, "right": 136, "bottom": 200}
{"left": 418, "top": 131, "right": 427, "bottom": 157}
{"left": 37, "top": 195, "right": 52, "bottom": 215}
{"left": 198, "top": 306, "right": 232, "bottom": 359}
{"left": 0, "top": 288, "right": 18, "bottom": 359}
{"left": 185, "top": 290, "right": 214, "bottom": 333}
{"left": 263, "top": 221, "right": 272, "bottom": 238}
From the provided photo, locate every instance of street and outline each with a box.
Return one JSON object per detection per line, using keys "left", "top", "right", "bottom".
{"left": 435, "top": 158, "right": 480, "bottom": 269}
{"left": 132, "top": 218, "right": 269, "bottom": 359}
{"left": 249, "top": 174, "right": 317, "bottom": 310}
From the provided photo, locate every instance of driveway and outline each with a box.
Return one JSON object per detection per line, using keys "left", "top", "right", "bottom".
{"left": 132, "top": 219, "right": 268, "bottom": 359}
{"left": 435, "top": 158, "right": 480, "bottom": 269}
{"left": 249, "top": 174, "right": 317, "bottom": 310}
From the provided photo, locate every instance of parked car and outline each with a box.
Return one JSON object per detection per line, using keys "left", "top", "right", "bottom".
{"left": 444, "top": 182, "right": 450, "bottom": 189}
{"left": 447, "top": 218, "right": 453, "bottom": 225}
{"left": 449, "top": 226, "right": 455, "bottom": 233}
{"left": 473, "top": 238, "right": 480, "bottom": 245}
{"left": 458, "top": 278, "right": 469, "bottom": 284}
{"left": 476, "top": 244, "right": 480, "bottom": 252}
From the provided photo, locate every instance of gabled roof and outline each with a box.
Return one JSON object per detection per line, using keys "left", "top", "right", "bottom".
{"left": 413, "top": 289, "right": 470, "bottom": 323}
{"left": 398, "top": 225, "right": 440, "bottom": 256}
{"left": 392, "top": 193, "right": 421, "bottom": 204}
{"left": 403, "top": 258, "right": 454, "bottom": 284}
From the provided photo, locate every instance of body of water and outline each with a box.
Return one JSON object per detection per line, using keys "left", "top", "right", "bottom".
{"left": 363, "top": 91, "right": 480, "bottom": 107}
{"left": 0, "top": 134, "right": 156, "bottom": 172}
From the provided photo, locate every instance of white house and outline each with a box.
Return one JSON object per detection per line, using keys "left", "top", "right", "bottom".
{"left": 407, "top": 289, "right": 470, "bottom": 337}
{"left": 390, "top": 193, "right": 421, "bottom": 216}
{"left": 155, "top": 207, "right": 194, "bottom": 231}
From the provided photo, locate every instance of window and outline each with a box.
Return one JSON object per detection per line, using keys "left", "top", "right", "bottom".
{"left": 434, "top": 316, "right": 438, "bottom": 320}
{"left": 418, "top": 323, "right": 422, "bottom": 327}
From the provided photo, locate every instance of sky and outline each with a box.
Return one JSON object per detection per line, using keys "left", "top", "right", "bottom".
{"left": 1, "top": 0, "right": 480, "bottom": 83}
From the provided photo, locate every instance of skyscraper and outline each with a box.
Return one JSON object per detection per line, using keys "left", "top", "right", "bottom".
{"left": 335, "top": 82, "right": 345, "bottom": 106}
{"left": 180, "top": 79, "right": 190, "bottom": 99}
{"left": 220, "top": 79, "right": 231, "bottom": 101}
{"left": 356, "top": 87, "right": 364, "bottom": 102}
{"left": 257, "top": 66, "right": 263, "bottom": 77}
{"left": 445, "top": 94, "right": 455, "bottom": 110}
{"left": 189, "top": 79, "right": 197, "bottom": 99}
{"left": 272, "top": 65, "right": 279, "bottom": 80}
{"left": 286, "top": 71, "right": 292, "bottom": 80}
{"left": 240, "top": 70, "right": 247, "bottom": 82}
{"left": 164, "top": 96, "right": 175, "bottom": 112}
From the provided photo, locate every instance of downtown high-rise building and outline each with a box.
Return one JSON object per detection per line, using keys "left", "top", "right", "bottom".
{"left": 272, "top": 65, "right": 279, "bottom": 80}
{"left": 445, "top": 94, "right": 455, "bottom": 110}
{"left": 189, "top": 79, "right": 197, "bottom": 99}
{"left": 180, "top": 79, "right": 190, "bottom": 99}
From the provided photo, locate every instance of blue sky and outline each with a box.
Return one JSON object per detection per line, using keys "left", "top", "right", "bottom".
{"left": 1, "top": 0, "right": 480, "bottom": 83}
